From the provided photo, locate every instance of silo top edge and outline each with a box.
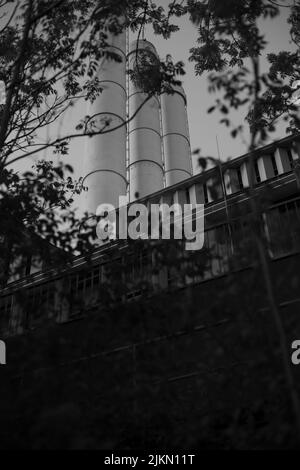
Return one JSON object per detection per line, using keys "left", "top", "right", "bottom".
{"left": 128, "top": 39, "right": 158, "bottom": 57}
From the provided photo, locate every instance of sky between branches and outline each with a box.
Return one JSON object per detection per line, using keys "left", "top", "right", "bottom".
{"left": 11, "top": 1, "right": 295, "bottom": 182}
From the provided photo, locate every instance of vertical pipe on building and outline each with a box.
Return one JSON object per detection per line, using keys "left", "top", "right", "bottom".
{"left": 126, "top": 26, "right": 130, "bottom": 203}
{"left": 81, "top": 23, "right": 127, "bottom": 213}
{"left": 161, "top": 84, "right": 193, "bottom": 187}
{"left": 127, "top": 39, "right": 164, "bottom": 201}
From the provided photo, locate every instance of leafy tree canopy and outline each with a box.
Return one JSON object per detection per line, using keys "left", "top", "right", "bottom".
{"left": 0, "top": 0, "right": 299, "bottom": 280}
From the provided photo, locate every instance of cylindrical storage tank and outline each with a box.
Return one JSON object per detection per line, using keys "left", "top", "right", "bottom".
{"left": 161, "top": 85, "right": 193, "bottom": 186}
{"left": 127, "top": 39, "right": 164, "bottom": 201}
{"left": 81, "top": 24, "right": 127, "bottom": 214}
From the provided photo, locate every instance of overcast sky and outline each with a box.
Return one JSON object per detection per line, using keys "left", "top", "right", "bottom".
{"left": 145, "top": 1, "right": 295, "bottom": 170}
{"left": 11, "top": 1, "right": 295, "bottom": 181}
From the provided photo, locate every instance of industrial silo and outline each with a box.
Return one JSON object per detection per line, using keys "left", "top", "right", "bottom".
{"left": 127, "top": 39, "right": 164, "bottom": 201}
{"left": 82, "top": 23, "right": 127, "bottom": 214}
{"left": 161, "top": 84, "right": 193, "bottom": 186}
